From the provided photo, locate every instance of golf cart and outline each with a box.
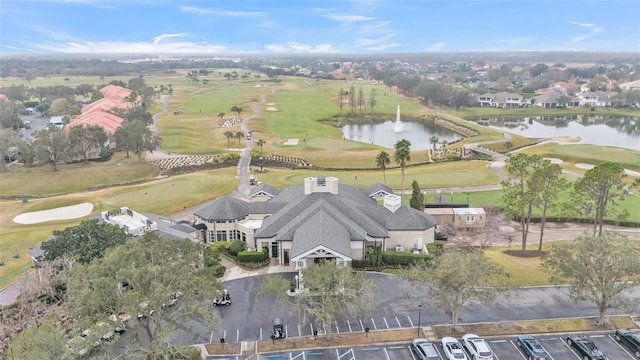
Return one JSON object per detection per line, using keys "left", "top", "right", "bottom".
{"left": 213, "top": 289, "right": 231, "bottom": 306}
{"left": 271, "top": 318, "right": 285, "bottom": 339}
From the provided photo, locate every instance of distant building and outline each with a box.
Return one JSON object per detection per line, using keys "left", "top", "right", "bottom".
{"left": 101, "top": 207, "right": 158, "bottom": 236}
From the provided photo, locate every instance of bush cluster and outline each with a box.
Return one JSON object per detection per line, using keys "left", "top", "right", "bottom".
{"left": 381, "top": 251, "right": 432, "bottom": 266}
{"left": 237, "top": 250, "right": 268, "bottom": 263}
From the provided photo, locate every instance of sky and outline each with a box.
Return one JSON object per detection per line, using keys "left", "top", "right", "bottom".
{"left": 0, "top": 0, "right": 639, "bottom": 54}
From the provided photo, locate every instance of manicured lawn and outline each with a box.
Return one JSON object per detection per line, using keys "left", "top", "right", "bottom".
{"left": 483, "top": 246, "right": 554, "bottom": 287}
{"left": 0, "top": 168, "right": 237, "bottom": 288}
{"left": 520, "top": 143, "right": 640, "bottom": 171}
{"left": 252, "top": 160, "right": 500, "bottom": 190}
{"left": 0, "top": 153, "right": 158, "bottom": 196}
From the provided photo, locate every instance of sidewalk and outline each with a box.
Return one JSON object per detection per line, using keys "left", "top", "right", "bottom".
{"left": 219, "top": 257, "right": 296, "bottom": 282}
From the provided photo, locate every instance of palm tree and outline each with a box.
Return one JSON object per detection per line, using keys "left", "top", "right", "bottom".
{"left": 224, "top": 131, "right": 234, "bottom": 149}
{"left": 235, "top": 131, "right": 244, "bottom": 146}
{"left": 257, "top": 139, "right": 266, "bottom": 155}
{"left": 429, "top": 136, "right": 439, "bottom": 150}
{"left": 504, "top": 141, "right": 513, "bottom": 151}
{"left": 394, "top": 139, "right": 411, "bottom": 201}
{"left": 375, "top": 151, "right": 391, "bottom": 184}
{"left": 441, "top": 140, "right": 449, "bottom": 149}
{"left": 218, "top": 112, "right": 225, "bottom": 123}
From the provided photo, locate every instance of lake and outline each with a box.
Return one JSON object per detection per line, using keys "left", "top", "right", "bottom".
{"left": 340, "top": 119, "right": 463, "bottom": 150}
{"left": 467, "top": 114, "right": 639, "bottom": 150}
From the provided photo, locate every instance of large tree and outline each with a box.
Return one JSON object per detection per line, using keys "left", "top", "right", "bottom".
{"left": 113, "top": 120, "right": 159, "bottom": 160}
{"left": 573, "top": 162, "right": 627, "bottom": 236}
{"left": 235, "top": 130, "right": 244, "bottom": 146}
{"left": 42, "top": 218, "right": 129, "bottom": 264}
{"left": 542, "top": 232, "right": 640, "bottom": 325}
{"left": 401, "top": 251, "right": 510, "bottom": 331}
{"left": 33, "top": 124, "right": 70, "bottom": 171}
{"left": 375, "top": 151, "right": 390, "bottom": 184}
{"left": 258, "top": 260, "right": 377, "bottom": 340}
{"left": 0, "top": 129, "right": 22, "bottom": 171}
{"left": 257, "top": 138, "right": 266, "bottom": 155}
{"left": 65, "top": 232, "right": 220, "bottom": 358}
{"left": 409, "top": 179, "right": 424, "bottom": 211}
{"left": 501, "top": 153, "right": 538, "bottom": 252}
{"left": 394, "top": 139, "right": 411, "bottom": 201}
{"left": 68, "top": 124, "right": 108, "bottom": 162}
{"left": 530, "top": 160, "right": 569, "bottom": 250}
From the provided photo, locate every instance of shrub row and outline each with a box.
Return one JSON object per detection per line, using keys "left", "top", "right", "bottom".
{"left": 381, "top": 251, "right": 432, "bottom": 266}
{"left": 237, "top": 250, "right": 268, "bottom": 263}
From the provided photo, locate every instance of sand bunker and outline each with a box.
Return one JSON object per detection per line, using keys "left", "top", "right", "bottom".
{"left": 574, "top": 163, "right": 595, "bottom": 170}
{"left": 265, "top": 103, "right": 275, "bottom": 106}
{"left": 266, "top": 107, "right": 279, "bottom": 111}
{"left": 544, "top": 157, "right": 564, "bottom": 164}
{"left": 13, "top": 203, "right": 94, "bottom": 224}
{"left": 283, "top": 138, "right": 299, "bottom": 146}
{"left": 574, "top": 163, "right": 639, "bottom": 177}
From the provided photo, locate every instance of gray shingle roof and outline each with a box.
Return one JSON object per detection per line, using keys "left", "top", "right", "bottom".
{"left": 290, "top": 211, "right": 352, "bottom": 259}
{"left": 194, "top": 196, "right": 250, "bottom": 221}
{"left": 249, "top": 183, "right": 280, "bottom": 198}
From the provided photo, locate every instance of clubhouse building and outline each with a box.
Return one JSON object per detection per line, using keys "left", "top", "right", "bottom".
{"left": 193, "top": 176, "right": 437, "bottom": 269}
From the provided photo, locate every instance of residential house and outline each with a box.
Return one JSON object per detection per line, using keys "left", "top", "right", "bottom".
{"left": 194, "top": 176, "right": 438, "bottom": 269}
{"left": 620, "top": 80, "right": 640, "bottom": 91}
{"left": 533, "top": 90, "right": 579, "bottom": 108}
{"left": 578, "top": 91, "right": 613, "bottom": 107}
{"left": 452, "top": 208, "right": 487, "bottom": 229}
{"left": 477, "top": 92, "right": 525, "bottom": 108}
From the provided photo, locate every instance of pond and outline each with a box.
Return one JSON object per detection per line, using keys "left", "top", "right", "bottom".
{"left": 340, "top": 118, "right": 463, "bottom": 150}
{"left": 467, "top": 114, "right": 639, "bottom": 150}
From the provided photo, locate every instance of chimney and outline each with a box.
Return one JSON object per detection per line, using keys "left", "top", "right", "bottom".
{"left": 383, "top": 194, "right": 401, "bottom": 213}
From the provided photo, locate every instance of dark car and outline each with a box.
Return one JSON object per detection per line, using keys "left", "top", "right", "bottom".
{"left": 616, "top": 328, "right": 640, "bottom": 358}
{"left": 435, "top": 232, "right": 448, "bottom": 241}
{"left": 566, "top": 335, "right": 607, "bottom": 360}
{"left": 516, "top": 335, "right": 550, "bottom": 360}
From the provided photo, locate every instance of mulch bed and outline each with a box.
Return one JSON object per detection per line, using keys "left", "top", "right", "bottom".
{"left": 503, "top": 250, "right": 547, "bottom": 258}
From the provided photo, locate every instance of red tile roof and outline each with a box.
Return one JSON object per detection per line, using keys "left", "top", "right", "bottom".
{"left": 82, "top": 98, "right": 128, "bottom": 114}
{"left": 68, "top": 111, "right": 124, "bottom": 134}
{"left": 99, "top": 84, "right": 134, "bottom": 101}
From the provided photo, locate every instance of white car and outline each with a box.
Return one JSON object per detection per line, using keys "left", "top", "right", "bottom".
{"left": 462, "top": 334, "right": 494, "bottom": 360}
{"left": 442, "top": 337, "right": 468, "bottom": 360}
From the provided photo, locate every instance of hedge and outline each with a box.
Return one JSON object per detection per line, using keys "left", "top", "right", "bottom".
{"left": 237, "top": 250, "right": 268, "bottom": 263}
{"left": 213, "top": 264, "right": 225, "bottom": 278}
{"left": 381, "top": 251, "right": 432, "bottom": 266}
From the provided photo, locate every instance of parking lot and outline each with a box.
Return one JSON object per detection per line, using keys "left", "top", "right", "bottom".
{"left": 205, "top": 332, "right": 638, "bottom": 360}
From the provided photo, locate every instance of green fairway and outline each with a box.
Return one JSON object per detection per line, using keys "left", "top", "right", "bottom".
{"left": 0, "top": 168, "right": 237, "bottom": 288}
{"left": 520, "top": 143, "right": 640, "bottom": 171}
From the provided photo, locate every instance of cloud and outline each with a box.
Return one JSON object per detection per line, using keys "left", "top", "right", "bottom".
{"left": 323, "top": 14, "right": 376, "bottom": 23}
{"left": 180, "top": 6, "right": 265, "bottom": 17}
{"left": 567, "top": 21, "right": 595, "bottom": 28}
{"left": 32, "top": 38, "right": 227, "bottom": 54}
{"left": 257, "top": 21, "right": 276, "bottom": 29}
{"left": 0, "top": 44, "right": 42, "bottom": 53}
{"left": 566, "top": 21, "right": 603, "bottom": 44}
{"left": 355, "top": 33, "right": 395, "bottom": 47}
{"left": 264, "top": 42, "right": 335, "bottom": 53}
{"left": 366, "top": 43, "right": 401, "bottom": 51}
{"left": 152, "top": 33, "right": 188, "bottom": 45}
{"left": 425, "top": 42, "right": 445, "bottom": 51}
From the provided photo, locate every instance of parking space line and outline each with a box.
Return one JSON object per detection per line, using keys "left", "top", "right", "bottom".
{"left": 347, "top": 321, "right": 352, "bottom": 332}
{"left": 608, "top": 334, "right": 636, "bottom": 359}
{"left": 223, "top": 330, "right": 227, "bottom": 341}
{"left": 260, "top": 327, "right": 263, "bottom": 340}
{"left": 284, "top": 325, "right": 288, "bottom": 339}
{"left": 382, "top": 347, "right": 390, "bottom": 360}
{"left": 236, "top": 329, "right": 239, "bottom": 342}
{"left": 395, "top": 316, "right": 401, "bottom": 327}
{"left": 298, "top": 324, "right": 301, "bottom": 338}
{"left": 310, "top": 323, "right": 314, "bottom": 336}
{"left": 335, "top": 321, "right": 339, "bottom": 333}
{"left": 371, "top": 318, "right": 377, "bottom": 330}
{"left": 560, "top": 337, "right": 582, "bottom": 360}
{"left": 323, "top": 323, "right": 327, "bottom": 335}
{"left": 383, "top": 317, "right": 389, "bottom": 329}
{"left": 508, "top": 339, "right": 526, "bottom": 360}
{"left": 388, "top": 346, "right": 405, "bottom": 350}
{"left": 590, "top": 334, "right": 605, "bottom": 338}
{"left": 407, "top": 315, "right": 413, "bottom": 327}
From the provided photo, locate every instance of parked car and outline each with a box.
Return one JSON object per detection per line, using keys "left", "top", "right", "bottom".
{"left": 516, "top": 335, "right": 551, "bottom": 360}
{"left": 435, "top": 232, "right": 448, "bottom": 241}
{"left": 442, "top": 337, "right": 468, "bottom": 360}
{"left": 566, "top": 335, "right": 607, "bottom": 360}
{"left": 395, "top": 244, "right": 404, "bottom": 252}
{"left": 615, "top": 328, "right": 640, "bottom": 358}
{"left": 410, "top": 338, "right": 441, "bottom": 359}
{"left": 462, "top": 334, "right": 494, "bottom": 360}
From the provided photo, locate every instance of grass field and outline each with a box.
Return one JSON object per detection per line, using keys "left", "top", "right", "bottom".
{"left": 519, "top": 143, "right": 640, "bottom": 171}
{"left": 0, "top": 168, "right": 237, "bottom": 288}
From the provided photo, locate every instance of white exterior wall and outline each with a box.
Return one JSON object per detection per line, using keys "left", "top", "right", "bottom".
{"left": 387, "top": 228, "right": 434, "bottom": 252}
